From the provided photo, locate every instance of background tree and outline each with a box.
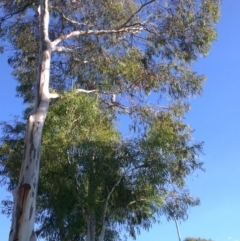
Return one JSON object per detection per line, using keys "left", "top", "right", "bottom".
{"left": 0, "top": 0, "right": 220, "bottom": 240}
{"left": 1, "top": 92, "right": 202, "bottom": 241}
{"left": 184, "top": 238, "right": 214, "bottom": 241}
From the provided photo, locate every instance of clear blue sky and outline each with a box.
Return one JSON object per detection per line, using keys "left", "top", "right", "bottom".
{"left": 0, "top": 1, "right": 239, "bottom": 240}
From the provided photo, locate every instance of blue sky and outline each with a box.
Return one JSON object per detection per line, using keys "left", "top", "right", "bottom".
{"left": 0, "top": 1, "right": 239, "bottom": 240}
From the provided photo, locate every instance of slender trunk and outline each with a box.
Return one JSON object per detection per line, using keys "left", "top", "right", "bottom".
{"left": 86, "top": 214, "right": 96, "bottom": 241}
{"left": 98, "top": 174, "right": 124, "bottom": 241}
{"left": 174, "top": 217, "right": 182, "bottom": 241}
{"left": 98, "top": 221, "right": 106, "bottom": 241}
{"left": 9, "top": 1, "right": 51, "bottom": 240}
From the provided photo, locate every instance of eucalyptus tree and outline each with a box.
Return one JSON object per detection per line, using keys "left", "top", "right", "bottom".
{"left": 0, "top": 0, "right": 220, "bottom": 240}
{"left": 1, "top": 93, "right": 202, "bottom": 241}
{"left": 184, "top": 238, "right": 214, "bottom": 241}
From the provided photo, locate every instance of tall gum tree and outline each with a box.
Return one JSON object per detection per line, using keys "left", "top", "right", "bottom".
{"left": 1, "top": 1, "right": 145, "bottom": 240}
{"left": 0, "top": 0, "right": 221, "bottom": 240}
{"left": 8, "top": 1, "right": 52, "bottom": 241}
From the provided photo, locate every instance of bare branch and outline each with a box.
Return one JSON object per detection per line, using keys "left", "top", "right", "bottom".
{"left": 53, "top": 46, "right": 74, "bottom": 52}
{"left": 118, "top": 0, "right": 155, "bottom": 29}
{"left": 52, "top": 26, "right": 143, "bottom": 46}
{"left": 75, "top": 89, "right": 99, "bottom": 94}
{"left": 49, "top": 92, "right": 60, "bottom": 99}
{"left": 50, "top": 6, "right": 92, "bottom": 27}
{"left": 0, "top": 1, "right": 32, "bottom": 23}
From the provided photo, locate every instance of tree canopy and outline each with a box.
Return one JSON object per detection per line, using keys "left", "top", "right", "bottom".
{"left": 0, "top": 0, "right": 221, "bottom": 240}
{"left": 1, "top": 92, "right": 202, "bottom": 240}
{"left": 184, "top": 238, "right": 214, "bottom": 241}
{"left": 1, "top": 0, "right": 220, "bottom": 106}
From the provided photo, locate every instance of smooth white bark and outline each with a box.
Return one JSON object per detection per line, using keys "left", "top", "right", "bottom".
{"left": 9, "top": 1, "right": 51, "bottom": 240}
{"left": 52, "top": 26, "right": 143, "bottom": 46}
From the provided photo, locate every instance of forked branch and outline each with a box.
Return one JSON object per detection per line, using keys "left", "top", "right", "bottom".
{"left": 118, "top": 0, "right": 155, "bottom": 29}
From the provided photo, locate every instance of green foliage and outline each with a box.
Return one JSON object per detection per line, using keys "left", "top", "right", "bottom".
{"left": 0, "top": 0, "right": 221, "bottom": 240}
{"left": 0, "top": 94, "right": 203, "bottom": 240}
{"left": 0, "top": 0, "right": 221, "bottom": 104}
{"left": 144, "top": 113, "right": 203, "bottom": 187}
{"left": 36, "top": 94, "right": 164, "bottom": 240}
{"left": 43, "top": 92, "right": 119, "bottom": 144}
{"left": 184, "top": 238, "right": 214, "bottom": 241}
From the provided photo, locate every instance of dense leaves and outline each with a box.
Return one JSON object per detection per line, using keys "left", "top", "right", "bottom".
{"left": 0, "top": 0, "right": 220, "bottom": 106}
{"left": 0, "top": 0, "right": 221, "bottom": 240}
{"left": 184, "top": 238, "right": 214, "bottom": 241}
{"left": 1, "top": 93, "right": 203, "bottom": 240}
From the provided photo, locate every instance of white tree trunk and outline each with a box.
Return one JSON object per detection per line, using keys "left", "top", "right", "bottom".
{"left": 9, "top": 1, "right": 51, "bottom": 240}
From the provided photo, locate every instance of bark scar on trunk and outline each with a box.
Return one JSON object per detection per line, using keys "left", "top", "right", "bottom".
{"left": 19, "top": 183, "right": 31, "bottom": 215}
{"left": 13, "top": 183, "right": 31, "bottom": 241}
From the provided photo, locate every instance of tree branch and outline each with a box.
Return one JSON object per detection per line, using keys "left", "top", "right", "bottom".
{"left": 99, "top": 163, "right": 147, "bottom": 235}
{"left": 50, "top": 6, "right": 92, "bottom": 27}
{"left": 0, "top": 1, "right": 33, "bottom": 23}
{"left": 75, "top": 89, "right": 99, "bottom": 94}
{"left": 35, "top": 221, "right": 52, "bottom": 237}
{"left": 49, "top": 92, "right": 60, "bottom": 99}
{"left": 118, "top": 0, "right": 155, "bottom": 29}
{"left": 53, "top": 45, "right": 75, "bottom": 52}
{"left": 99, "top": 174, "right": 124, "bottom": 241}
{"left": 52, "top": 26, "right": 143, "bottom": 46}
